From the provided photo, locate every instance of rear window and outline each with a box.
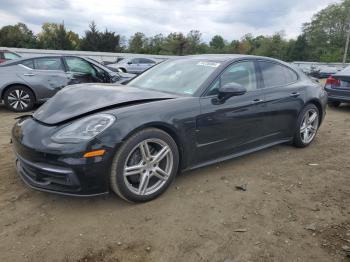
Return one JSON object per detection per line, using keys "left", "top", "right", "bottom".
{"left": 34, "top": 57, "right": 64, "bottom": 71}
{"left": 259, "top": 61, "right": 298, "bottom": 88}
{"left": 139, "top": 58, "right": 155, "bottom": 64}
{"left": 21, "top": 59, "right": 34, "bottom": 69}
{"left": 4, "top": 52, "right": 20, "bottom": 60}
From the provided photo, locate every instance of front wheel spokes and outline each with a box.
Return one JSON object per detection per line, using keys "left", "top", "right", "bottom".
{"left": 138, "top": 173, "right": 150, "bottom": 195}
{"left": 308, "top": 112, "right": 317, "bottom": 124}
{"left": 152, "top": 167, "right": 169, "bottom": 181}
{"left": 124, "top": 164, "right": 143, "bottom": 176}
{"left": 152, "top": 146, "right": 170, "bottom": 164}
{"left": 139, "top": 141, "right": 151, "bottom": 161}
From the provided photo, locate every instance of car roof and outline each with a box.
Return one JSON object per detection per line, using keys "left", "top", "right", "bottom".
{"left": 176, "top": 54, "right": 288, "bottom": 64}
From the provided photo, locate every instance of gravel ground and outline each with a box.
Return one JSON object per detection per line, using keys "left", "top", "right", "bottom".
{"left": 0, "top": 103, "right": 349, "bottom": 262}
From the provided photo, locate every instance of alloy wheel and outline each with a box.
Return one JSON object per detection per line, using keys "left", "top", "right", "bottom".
{"left": 300, "top": 108, "right": 319, "bottom": 144}
{"left": 123, "top": 138, "right": 173, "bottom": 196}
{"left": 7, "top": 89, "right": 31, "bottom": 111}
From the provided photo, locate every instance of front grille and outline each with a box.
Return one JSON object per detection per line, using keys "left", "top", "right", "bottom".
{"left": 17, "top": 156, "right": 80, "bottom": 191}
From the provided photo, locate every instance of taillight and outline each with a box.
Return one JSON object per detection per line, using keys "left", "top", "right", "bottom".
{"left": 325, "top": 76, "right": 340, "bottom": 87}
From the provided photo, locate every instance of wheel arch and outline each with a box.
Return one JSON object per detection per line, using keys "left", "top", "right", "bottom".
{"left": 118, "top": 67, "right": 127, "bottom": 73}
{"left": 1, "top": 83, "right": 37, "bottom": 102}
{"left": 305, "top": 99, "right": 323, "bottom": 126}
{"left": 121, "top": 122, "right": 186, "bottom": 171}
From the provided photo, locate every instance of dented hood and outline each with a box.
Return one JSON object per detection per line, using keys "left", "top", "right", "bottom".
{"left": 33, "top": 84, "right": 177, "bottom": 125}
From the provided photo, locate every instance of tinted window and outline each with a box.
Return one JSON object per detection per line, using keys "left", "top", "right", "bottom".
{"left": 4, "top": 52, "right": 20, "bottom": 60}
{"left": 259, "top": 61, "right": 298, "bottom": 88}
{"left": 21, "top": 59, "right": 34, "bottom": 69}
{"left": 65, "top": 57, "right": 96, "bottom": 76}
{"left": 131, "top": 58, "right": 139, "bottom": 64}
{"left": 34, "top": 57, "right": 64, "bottom": 71}
{"left": 139, "top": 58, "right": 155, "bottom": 64}
{"left": 207, "top": 61, "right": 257, "bottom": 95}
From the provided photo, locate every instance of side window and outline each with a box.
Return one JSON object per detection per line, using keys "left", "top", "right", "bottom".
{"left": 139, "top": 58, "right": 154, "bottom": 64}
{"left": 34, "top": 57, "right": 64, "bottom": 71}
{"left": 4, "top": 52, "right": 20, "bottom": 60}
{"left": 65, "top": 57, "right": 96, "bottom": 76}
{"left": 21, "top": 59, "right": 34, "bottom": 69}
{"left": 259, "top": 61, "right": 298, "bottom": 88}
{"left": 131, "top": 58, "right": 139, "bottom": 64}
{"left": 207, "top": 61, "right": 257, "bottom": 96}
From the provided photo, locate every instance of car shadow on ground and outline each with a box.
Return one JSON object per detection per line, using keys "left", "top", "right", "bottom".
{"left": 330, "top": 103, "right": 350, "bottom": 112}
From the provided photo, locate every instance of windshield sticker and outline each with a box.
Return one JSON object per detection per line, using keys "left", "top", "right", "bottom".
{"left": 183, "top": 89, "right": 194, "bottom": 94}
{"left": 197, "top": 61, "right": 220, "bottom": 68}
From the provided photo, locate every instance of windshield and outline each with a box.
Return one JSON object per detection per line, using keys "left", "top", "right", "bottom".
{"left": 127, "top": 59, "right": 220, "bottom": 95}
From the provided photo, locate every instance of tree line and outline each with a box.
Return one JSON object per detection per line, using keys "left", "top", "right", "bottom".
{"left": 0, "top": 0, "right": 349, "bottom": 62}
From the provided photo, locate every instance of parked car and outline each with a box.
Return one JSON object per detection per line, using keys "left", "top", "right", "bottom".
{"left": 0, "top": 55, "right": 135, "bottom": 112}
{"left": 107, "top": 57, "right": 157, "bottom": 74}
{"left": 310, "top": 65, "right": 340, "bottom": 79}
{"left": 0, "top": 50, "right": 21, "bottom": 63}
{"left": 324, "top": 66, "right": 350, "bottom": 106}
{"left": 296, "top": 64, "right": 312, "bottom": 75}
{"left": 12, "top": 55, "right": 327, "bottom": 202}
{"left": 102, "top": 57, "right": 124, "bottom": 66}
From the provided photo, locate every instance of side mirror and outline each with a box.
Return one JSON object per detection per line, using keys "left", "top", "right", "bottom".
{"left": 215, "top": 82, "right": 247, "bottom": 103}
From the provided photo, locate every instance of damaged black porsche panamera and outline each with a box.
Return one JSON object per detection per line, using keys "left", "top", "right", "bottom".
{"left": 12, "top": 55, "right": 327, "bottom": 202}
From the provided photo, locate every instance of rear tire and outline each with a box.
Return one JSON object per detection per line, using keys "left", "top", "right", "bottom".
{"left": 293, "top": 104, "right": 319, "bottom": 148}
{"left": 110, "top": 128, "right": 179, "bottom": 202}
{"left": 4, "top": 85, "right": 35, "bottom": 112}
{"left": 329, "top": 101, "right": 341, "bottom": 107}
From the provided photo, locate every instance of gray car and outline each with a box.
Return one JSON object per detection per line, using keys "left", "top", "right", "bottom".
{"left": 107, "top": 57, "right": 157, "bottom": 74}
{"left": 0, "top": 55, "right": 135, "bottom": 112}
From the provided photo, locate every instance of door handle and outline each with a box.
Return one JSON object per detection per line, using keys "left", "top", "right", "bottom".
{"left": 24, "top": 73, "right": 35, "bottom": 76}
{"left": 289, "top": 92, "right": 300, "bottom": 97}
{"left": 252, "top": 98, "right": 264, "bottom": 104}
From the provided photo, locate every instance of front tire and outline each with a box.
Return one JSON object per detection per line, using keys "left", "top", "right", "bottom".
{"left": 4, "top": 85, "right": 35, "bottom": 112}
{"left": 293, "top": 104, "right": 319, "bottom": 148}
{"left": 110, "top": 128, "right": 179, "bottom": 202}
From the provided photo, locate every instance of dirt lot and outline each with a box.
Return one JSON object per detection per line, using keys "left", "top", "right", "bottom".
{"left": 0, "top": 103, "right": 349, "bottom": 262}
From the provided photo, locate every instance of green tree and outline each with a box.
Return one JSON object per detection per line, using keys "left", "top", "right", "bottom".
{"left": 303, "top": 0, "right": 350, "bottom": 62}
{"left": 37, "top": 23, "right": 79, "bottom": 50}
{"left": 0, "top": 23, "right": 37, "bottom": 48}
{"left": 80, "top": 21, "right": 100, "bottom": 51}
{"left": 209, "top": 35, "right": 225, "bottom": 52}
{"left": 184, "top": 30, "right": 203, "bottom": 54}
{"left": 162, "top": 32, "right": 188, "bottom": 55}
{"left": 128, "top": 32, "right": 148, "bottom": 53}
{"left": 148, "top": 34, "right": 165, "bottom": 54}
{"left": 99, "top": 29, "right": 121, "bottom": 52}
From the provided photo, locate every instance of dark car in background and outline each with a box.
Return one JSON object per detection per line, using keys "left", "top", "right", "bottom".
{"left": 0, "top": 55, "right": 135, "bottom": 112}
{"left": 12, "top": 55, "right": 327, "bottom": 202}
{"left": 324, "top": 66, "right": 350, "bottom": 106}
{"left": 0, "top": 50, "right": 21, "bottom": 63}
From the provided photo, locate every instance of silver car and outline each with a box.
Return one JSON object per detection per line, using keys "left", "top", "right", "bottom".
{"left": 0, "top": 55, "right": 134, "bottom": 112}
{"left": 107, "top": 57, "right": 157, "bottom": 74}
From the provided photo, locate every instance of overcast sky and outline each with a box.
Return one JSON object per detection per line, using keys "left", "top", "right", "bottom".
{"left": 0, "top": 0, "right": 341, "bottom": 41}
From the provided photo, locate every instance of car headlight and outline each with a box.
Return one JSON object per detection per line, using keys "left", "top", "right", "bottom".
{"left": 52, "top": 114, "right": 116, "bottom": 143}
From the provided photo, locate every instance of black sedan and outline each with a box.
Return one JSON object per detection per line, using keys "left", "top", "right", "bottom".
{"left": 324, "top": 66, "right": 350, "bottom": 106}
{"left": 12, "top": 55, "right": 327, "bottom": 202}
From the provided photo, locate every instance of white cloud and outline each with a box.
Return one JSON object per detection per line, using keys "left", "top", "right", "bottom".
{"left": 0, "top": 0, "right": 342, "bottom": 41}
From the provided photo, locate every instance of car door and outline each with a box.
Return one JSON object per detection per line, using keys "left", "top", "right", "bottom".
{"left": 64, "top": 56, "right": 104, "bottom": 84}
{"left": 21, "top": 57, "right": 70, "bottom": 100}
{"left": 195, "top": 60, "right": 266, "bottom": 163}
{"left": 257, "top": 60, "right": 305, "bottom": 141}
